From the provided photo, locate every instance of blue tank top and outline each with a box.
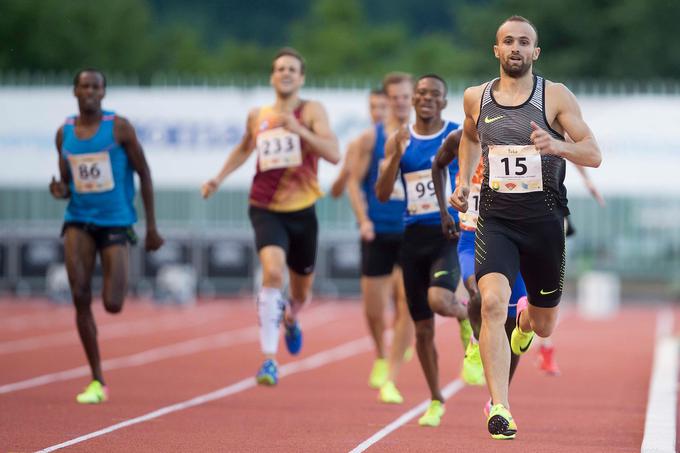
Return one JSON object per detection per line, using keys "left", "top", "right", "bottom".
{"left": 61, "top": 111, "right": 137, "bottom": 226}
{"left": 399, "top": 120, "right": 460, "bottom": 226}
{"left": 362, "top": 123, "right": 405, "bottom": 233}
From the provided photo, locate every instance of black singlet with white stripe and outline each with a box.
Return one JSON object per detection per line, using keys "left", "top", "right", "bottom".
{"left": 476, "top": 75, "right": 569, "bottom": 220}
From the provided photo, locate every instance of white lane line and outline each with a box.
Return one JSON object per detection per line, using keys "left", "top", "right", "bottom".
{"left": 348, "top": 379, "right": 465, "bottom": 453}
{"left": 36, "top": 335, "right": 374, "bottom": 453}
{"left": 641, "top": 308, "right": 678, "bottom": 453}
{"left": 0, "top": 305, "right": 339, "bottom": 395}
{"left": 0, "top": 306, "right": 226, "bottom": 355}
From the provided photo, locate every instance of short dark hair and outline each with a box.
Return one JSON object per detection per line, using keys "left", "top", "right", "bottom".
{"left": 382, "top": 72, "right": 413, "bottom": 90}
{"left": 272, "top": 47, "right": 306, "bottom": 74}
{"left": 416, "top": 73, "right": 448, "bottom": 95}
{"left": 370, "top": 86, "right": 386, "bottom": 96}
{"left": 73, "top": 69, "right": 106, "bottom": 88}
{"left": 498, "top": 15, "right": 539, "bottom": 46}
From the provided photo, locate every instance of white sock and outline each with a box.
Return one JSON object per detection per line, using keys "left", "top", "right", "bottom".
{"left": 257, "top": 287, "right": 284, "bottom": 355}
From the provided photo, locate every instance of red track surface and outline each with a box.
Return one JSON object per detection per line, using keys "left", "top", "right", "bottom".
{"left": 0, "top": 298, "right": 669, "bottom": 452}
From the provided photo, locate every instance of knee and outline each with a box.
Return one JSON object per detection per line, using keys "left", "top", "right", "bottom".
{"left": 71, "top": 286, "right": 92, "bottom": 309}
{"left": 481, "top": 293, "right": 508, "bottom": 324}
{"left": 261, "top": 267, "right": 284, "bottom": 288}
{"left": 415, "top": 321, "right": 434, "bottom": 344}
{"left": 104, "top": 298, "right": 124, "bottom": 314}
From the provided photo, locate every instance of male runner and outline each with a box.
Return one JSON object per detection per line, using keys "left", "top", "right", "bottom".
{"left": 330, "top": 88, "right": 388, "bottom": 198}
{"left": 377, "top": 74, "right": 473, "bottom": 427}
{"left": 345, "top": 74, "right": 414, "bottom": 404}
{"left": 49, "top": 69, "right": 164, "bottom": 403}
{"left": 450, "top": 16, "right": 601, "bottom": 439}
{"left": 202, "top": 48, "right": 339, "bottom": 385}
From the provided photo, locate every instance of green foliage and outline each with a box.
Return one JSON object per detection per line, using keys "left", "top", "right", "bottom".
{"left": 0, "top": 0, "right": 677, "bottom": 83}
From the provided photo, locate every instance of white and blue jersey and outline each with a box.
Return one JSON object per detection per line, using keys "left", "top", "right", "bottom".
{"left": 362, "top": 123, "right": 405, "bottom": 234}
{"left": 61, "top": 111, "right": 137, "bottom": 226}
{"left": 399, "top": 120, "right": 460, "bottom": 227}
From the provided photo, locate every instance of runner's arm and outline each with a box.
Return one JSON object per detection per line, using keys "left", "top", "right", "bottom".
{"left": 450, "top": 87, "right": 483, "bottom": 212}
{"left": 346, "top": 129, "right": 375, "bottom": 238}
{"left": 574, "top": 164, "right": 605, "bottom": 207}
{"left": 433, "top": 129, "right": 461, "bottom": 217}
{"left": 533, "top": 83, "right": 601, "bottom": 168}
{"left": 49, "top": 126, "right": 71, "bottom": 199}
{"left": 293, "top": 101, "right": 340, "bottom": 164}
{"left": 375, "top": 127, "right": 407, "bottom": 202}
{"left": 115, "top": 116, "right": 164, "bottom": 251}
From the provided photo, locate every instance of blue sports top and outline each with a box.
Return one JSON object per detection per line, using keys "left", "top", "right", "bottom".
{"left": 399, "top": 120, "right": 460, "bottom": 226}
{"left": 362, "top": 123, "right": 405, "bottom": 233}
{"left": 61, "top": 111, "right": 137, "bottom": 226}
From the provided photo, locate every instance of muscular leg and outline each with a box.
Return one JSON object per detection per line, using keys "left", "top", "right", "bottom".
{"left": 387, "top": 266, "right": 413, "bottom": 382}
{"left": 101, "top": 244, "right": 129, "bottom": 314}
{"left": 414, "top": 317, "right": 443, "bottom": 402}
{"left": 478, "top": 273, "right": 512, "bottom": 408}
{"left": 361, "top": 275, "right": 391, "bottom": 359}
{"left": 427, "top": 286, "right": 467, "bottom": 320}
{"left": 287, "top": 267, "right": 314, "bottom": 322}
{"left": 64, "top": 228, "right": 101, "bottom": 383}
{"left": 464, "top": 275, "right": 482, "bottom": 339}
{"left": 518, "top": 304, "right": 560, "bottom": 339}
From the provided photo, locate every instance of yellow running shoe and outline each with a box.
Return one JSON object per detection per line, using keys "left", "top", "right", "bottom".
{"left": 378, "top": 381, "right": 404, "bottom": 404}
{"left": 458, "top": 318, "right": 472, "bottom": 350}
{"left": 487, "top": 403, "right": 517, "bottom": 440}
{"left": 510, "top": 313, "right": 535, "bottom": 356}
{"left": 368, "top": 358, "right": 388, "bottom": 389}
{"left": 461, "top": 341, "right": 485, "bottom": 386}
{"left": 76, "top": 380, "right": 108, "bottom": 404}
{"left": 418, "top": 400, "right": 445, "bottom": 427}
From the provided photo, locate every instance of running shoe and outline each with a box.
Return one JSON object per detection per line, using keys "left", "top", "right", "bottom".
{"left": 459, "top": 318, "right": 473, "bottom": 351}
{"left": 76, "top": 380, "right": 108, "bottom": 404}
{"left": 256, "top": 359, "right": 278, "bottom": 386}
{"left": 461, "top": 341, "right": 485, "bottom": 386}
{"left": 368, "top": 358, "right": 389, "bottom": 389}
{"left": 378, "top": 381, "right": 404, "bottom": 404}
{"left": 418, "top": 400, "right": 445, "bottom": 427}
{"left": 284, "top": 321, "right": 303, "bottom": 355}
{"left": 510, "top": 299, "right": 534, "bottom": 356}
{"left": 487, "top": 403, "right": 517, "bottom": 440}
{"left": 483, "top": 398, "right": 492, "bottom": 418}
{"left": 537, "top": 345, "right": 561, "bottom": 376}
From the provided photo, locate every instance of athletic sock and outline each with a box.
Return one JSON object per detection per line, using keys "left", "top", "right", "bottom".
{"left": 257, "top": 287, "right": 284, "bottom": 355}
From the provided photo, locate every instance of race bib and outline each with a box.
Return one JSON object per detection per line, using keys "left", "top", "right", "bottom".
{"left": 67, "top": 151, "right": 115, "bottom": 193}
{"left": 460, "top": 183, "right": 481, "bottom": 230}
{"left": 404, "top": 169, "right": 450, "bottom": 216}
{"left": 257, "top": 127, "right": 302, "bottom": 172}
{"left": 488, "top": 145, "right": 543, "bottom": 193}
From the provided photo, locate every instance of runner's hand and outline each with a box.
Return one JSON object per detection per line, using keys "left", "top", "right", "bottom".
{"left": 49, "top": 176, "right": 69, "bottom": 199}
{"left": 449, "top": 185, "right": 469, "bottom": 213}
{"left": 280, "top": 112, "right": 304, "bottom": 135}
{"left": 359, "top": 220, "right": 375, "bottom": 242}
{"left": 201, "top": 178, "right": 220, "bottom": 199}
{"left": 395, "top": 126, "right": 410, "bottom": 156}
{"left": 330, "top": 177, "right": 345, "bottom": 198}
{"left": 530, "top": 121, "right": 563, "bottom": 156}
{"left": 441, "top": 213, "right": 459, "bottom": 240}
{"left": 145, "top": 227, "right": 164, "bottom": 252}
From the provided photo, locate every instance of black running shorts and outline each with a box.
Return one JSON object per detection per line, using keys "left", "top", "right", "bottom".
{"left": 62, "top": 222, "right": 137, "bottom": 250}
{"left": 401, "top": 224, "right": 460, "bottom": 321}
{"left": 248, "top": 205, "right": 318, "bottom": 275}
{"left": 361, "top": 232, "right": 403, "bottom": 277}
{"left": 475, "top": 214, "right": 565, "bottom": 308}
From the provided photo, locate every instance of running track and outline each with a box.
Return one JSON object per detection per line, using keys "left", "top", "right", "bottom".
{"left": 0, "top": 298, "right": 676, "bottom": 452}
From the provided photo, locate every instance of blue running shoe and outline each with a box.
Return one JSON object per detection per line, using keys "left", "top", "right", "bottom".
{"left": 256, "top": 359, "right": 278, "bottom": 386}
{"left": 284, "top": 321, "right": 303, "bottom": 355}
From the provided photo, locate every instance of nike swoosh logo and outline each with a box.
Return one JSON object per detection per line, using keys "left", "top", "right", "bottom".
{"left": 484, "top": 115, "right": 504, "bottom": 124}
{"left": 519, "top": 337, "right": 533, "bottom": 353}
{"left": 539, "top": 288, "right": 558, "bottom": 295}
{"left": 433, "top": 270, "right": 449, "bottom": 279}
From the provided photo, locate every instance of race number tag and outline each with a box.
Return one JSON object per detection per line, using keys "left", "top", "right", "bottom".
{"left": 379, "top": 159, "right": 405, "bottom": 201}
{"left": 488, "top": 145, "right": 543, "bottom": 193}
{"left": 404, "top": 169, "right": 450, "bottom": 216}
{"left": 257, "top": 127, "right": 302, "bottom": 172}
{"left": 460, "top": 183, "right": 481, "bottom": 230}
{"left": 67, "top": 151, "right": 115, "bottom": 193}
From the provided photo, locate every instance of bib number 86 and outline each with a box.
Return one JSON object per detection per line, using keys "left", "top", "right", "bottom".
{"left": 78, "top": 163, "right": 101, "bottom": 180}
